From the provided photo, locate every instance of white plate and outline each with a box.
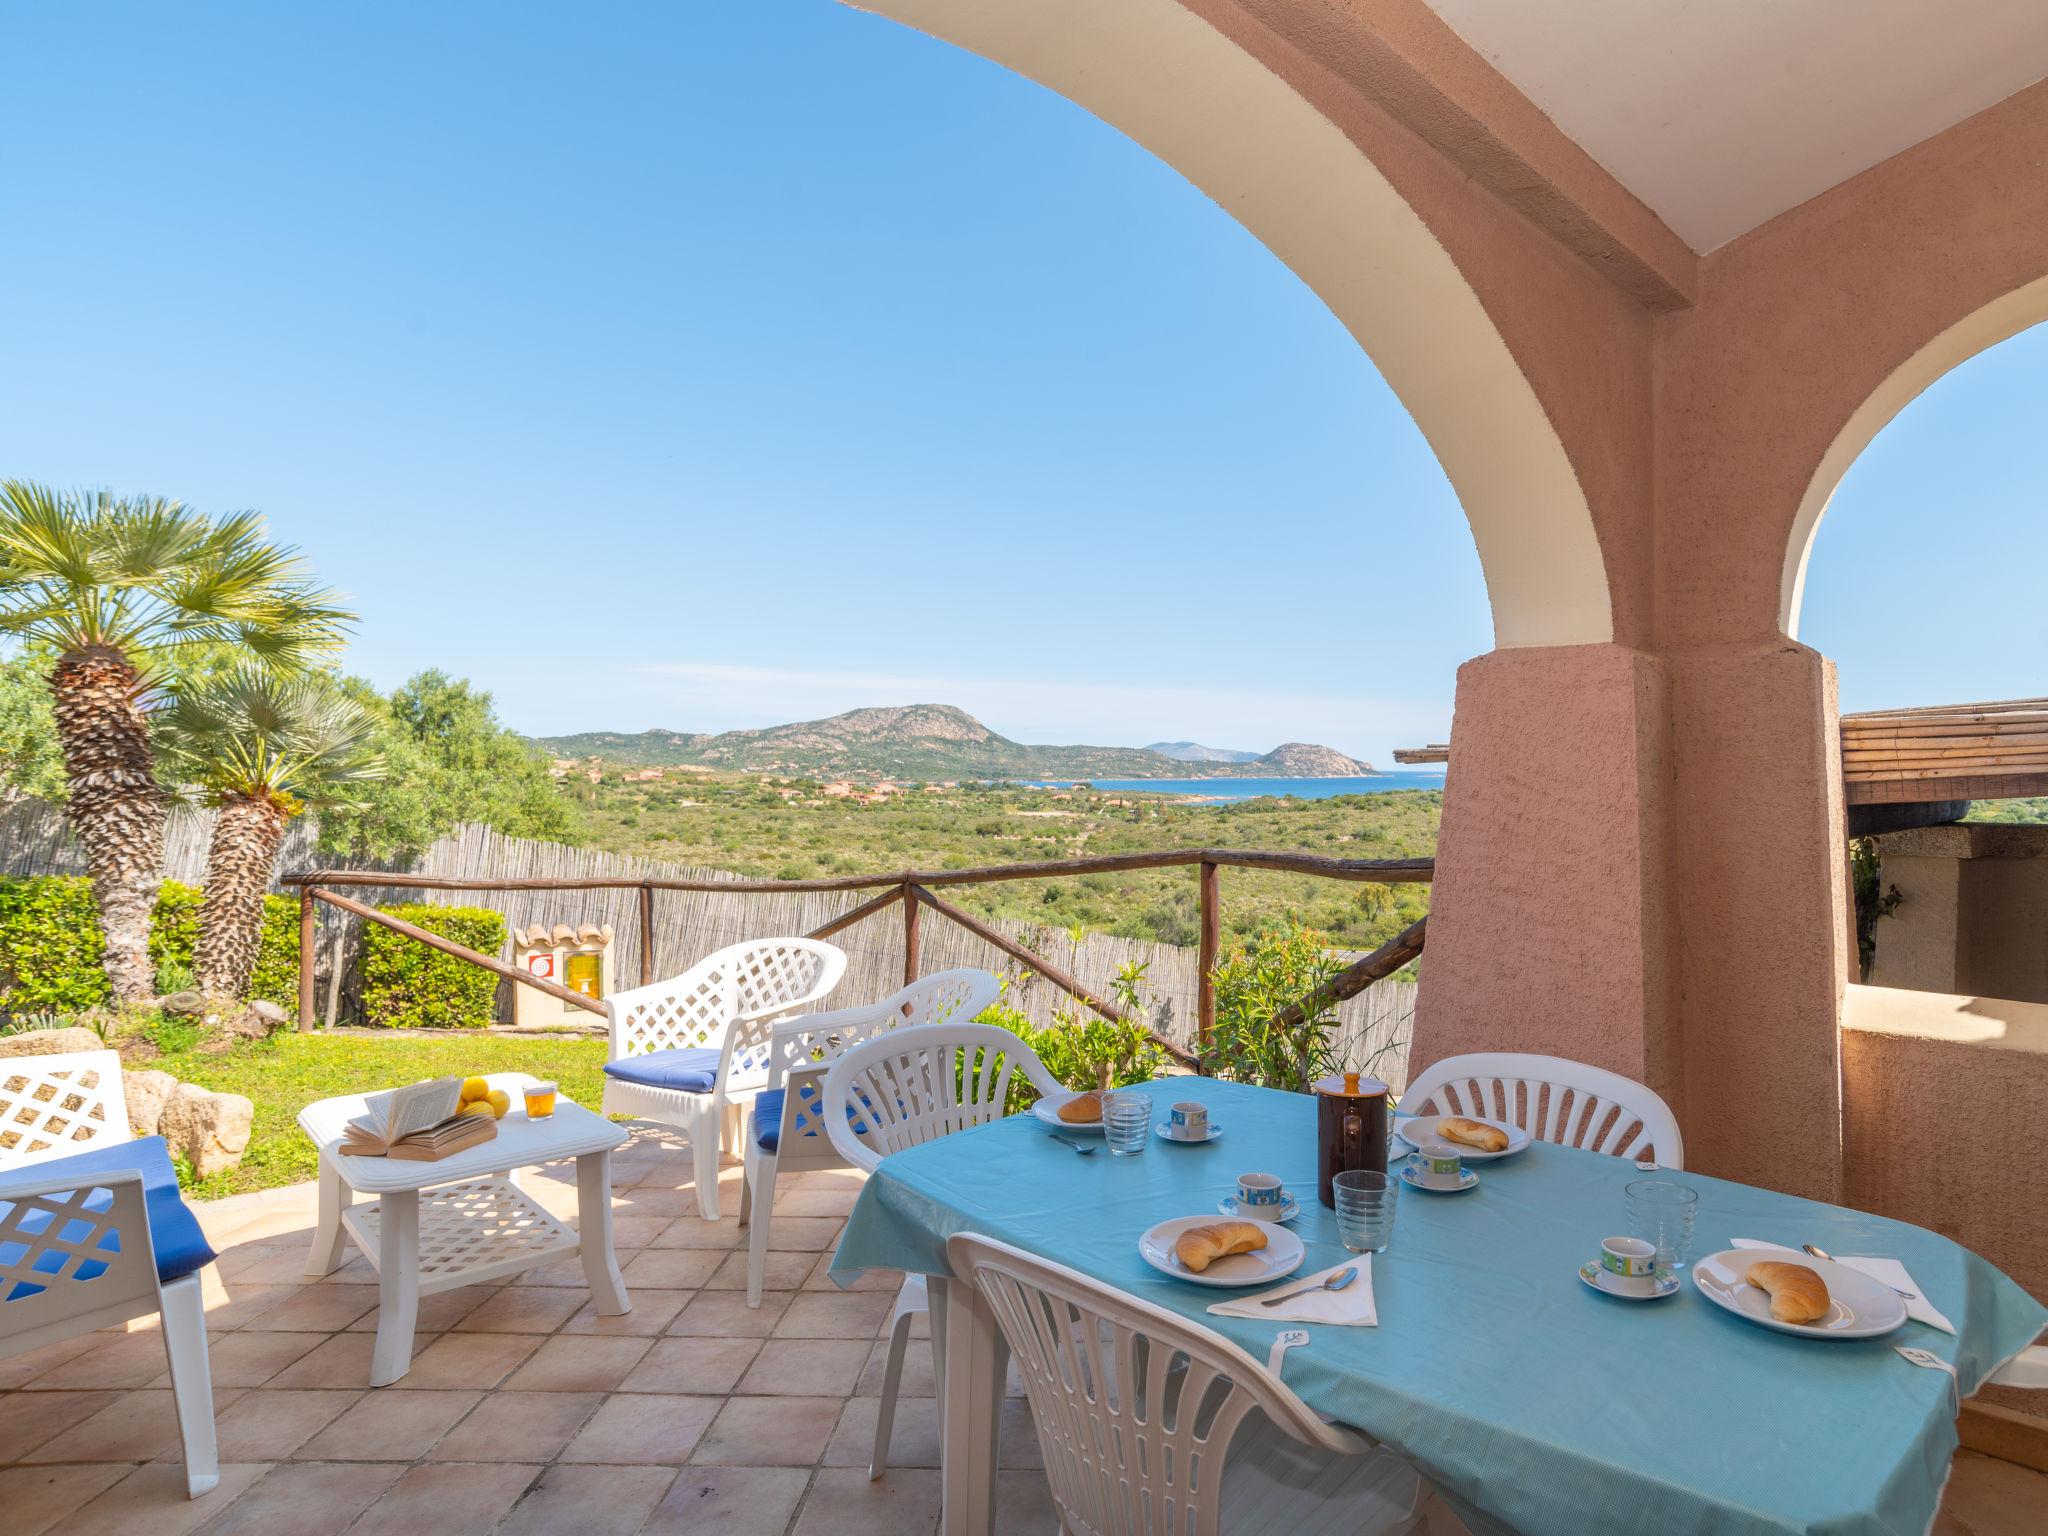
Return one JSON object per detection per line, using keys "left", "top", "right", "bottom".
{"left": 1394, "top": 1114, "right": 1531, "bottom": 1162}
{"left": 1139, "top": 1215, "right": 1305, "bottom": 1289}
{"left": 1691, "top": 1247, "right": 1909, "bottom": 1339}
{"left": 1031, "top": 1094, "right": 1106, "bottom": 1134}
{"left": 1579, "top": 1261, "right": 1680, "bottom": 1301}
{"left": 1398, "top": 1165, "right": 1479, "bottom": 1194}
{"left": 1156, "top": 1122, "right": 1222, "bottom": 1144}
{"left": 1215, "top": 1193, "right": 1300, "bottom": 1223}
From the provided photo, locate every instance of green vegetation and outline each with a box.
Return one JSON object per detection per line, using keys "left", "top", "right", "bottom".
{"left": 151, "top": 1032, "right": 608, "bottom": 1198}
{"left": 1963, "top": 797, "right": 2048, "bottom": 824}
{"left": 358, "top": 903, "right": 509, "bottom": 1028}
{"left": 1203, "top": 923, "right": 1346, "bottom": 1092}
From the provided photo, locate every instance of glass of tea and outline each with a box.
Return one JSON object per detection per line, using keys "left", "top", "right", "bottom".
{"left": 522, "top": 1080, "right": 558, "bottom": 1119}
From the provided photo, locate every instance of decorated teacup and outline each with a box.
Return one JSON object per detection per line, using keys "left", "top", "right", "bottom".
{"left": 1599, "top": 1235, "right": 1659, "bottom": 1293}
{"left": 1407, "top": 1141, "right": 1464, "bottom": 1190}
{"left": 1168, "top": 1101, "right": 1209, "bottom": 1140}
{"left": 1235, "top": 1172, "right": 1287, "bottom": 1219}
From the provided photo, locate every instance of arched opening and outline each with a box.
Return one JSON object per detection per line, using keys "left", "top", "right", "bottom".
{"left": 853, "top": 0, "right": 1613, "bottom": 648}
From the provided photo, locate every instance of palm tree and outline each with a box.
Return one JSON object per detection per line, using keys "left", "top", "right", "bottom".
{"left": 0, "top": 481, "right": 351, "bottom": 1001}
{"left": 158, "top": 666, "right": 385, "bottom": 998}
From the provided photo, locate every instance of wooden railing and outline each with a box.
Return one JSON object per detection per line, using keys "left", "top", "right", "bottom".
{"left": 284, "top": 848, "right": 1433, "bottom": 1068}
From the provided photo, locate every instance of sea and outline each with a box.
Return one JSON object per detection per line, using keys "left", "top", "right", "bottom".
{"left": 1020, "top": 772, "right": 1446, "bottom": 803}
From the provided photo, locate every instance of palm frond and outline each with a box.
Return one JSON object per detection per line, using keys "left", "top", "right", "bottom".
{"left": 158, "top": 663, "right": 386, "bottom": 810}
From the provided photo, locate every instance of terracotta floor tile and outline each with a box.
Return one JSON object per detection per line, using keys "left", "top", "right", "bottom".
{"left": 202, "top": 1460, "right": 405, "bottom": 1536}
{"left": 707, "top": 1249, "right": 814, "bottom": 1291}
{"left": 791, "top": 1168, "right": 865, "bottom": 1191}
{"left": 770, "top": 1188, "right": 860, "bottom": 1219}
{"left": 1938, "top": 1451, "right": 2048, "bottom": 1534}
{"left": 670, "top": 1289, "right": 791, "bottom": 1338}
{"left": 608, "top": 1215, "right": 674, "bottom": 1248}
{"left": 345, "top": 1459, "right": 540, "bottom": 1536}
{"left": 856, "top": 1336, "right": 935, "bottom": 1399}
{"left": 642, "top": 1465, "right": 813, "bottom": 1536}
{"left": 164, "top": 1388, "right": 359, "bottom": 1462}
{"left": 791, "top": 1466, "right": 941, "bottom": 1536}
{"left": 0, "top": 1388, "right": 122, "bottom": 1463}
{"left": 262, "top": 1330, "right": 392, "bottom": 1388}
{"left": 511, "top": 1252, "right": 636, "bottom": 1288}
{"left": 391, "top": 1331, "right": 542, "bottom": 1390}
{"left": 502, "top": 1334, "right": 653, "bottom": 1392}
{"left": 692, "top": 1395, "right": 843, "bottom": 1466}
{"left": 495, "top": 1462, "right": 677, "bottom": 1536}
{"left": 347, "top": 1283, "right": 496, "bottom": 1333}
{"left": 0, "top": 1461, "right": 134, "bottom": 1536}
{"left": 613, "top": 1186, "right": 697, "bottom": 1218}
{"left": 562, "top": 1287, "right": 691, "bottom": 1335}
{"left": 995, "top": 1468, "right": 1059, "bottom": 1531}
{"left": 621, "top": 1336, "right": 763, "bottom": 1396}
{"left": 199, "top": 1282, "right": 299, "bottom": 1332}
{"left": 0, "top": 1332, "right": 100, "bottom": 1390}
{"left": 57, "top": 1461, "right": 272, "bottom": 1536}
{"left": 824, "top": 1395, "right": 939, "bottom": 1468}
{"left": 295, "top": 1389, "right": 481, "bottom": 1460}
{"left": 200, "top": 1329, "right": 326, "bottom": 1387}
{"left": 427, "top": 1390, "right": 603, "bottom": 1462}
{"left": 20, "top": 1386, "right": 242, "bottom": 1464}
{"left": 650, "top": 1215, "right": 745, "bottom": 1250}
{"left": 738, "top": 1337, "right": 871, "bottom": 1397}
{"left": 242, "top": 1284, "right": 379, "bottom": 1333}
{"left": 561, "top": 1392, "right": 722, "bottom": 1463}
{"left": 222, "top": 1248, "right": 320, "bottom": 1286}
{"left": 761, "top": 1215, "right": 844, "bottom": 1251}
{"left": 808, "top": 1255, "right": 902, "bottom": 1292}
{"left": 773, "top": 1291, "right": 894, "bottom": 1338}
{"left": 621, "top": 1247, "right": 726, "bottom": 1289}
{"left": 451, "top": 1286, "right": 585, "bottom": 1334}
{"left": 1000, "top": 1396, "right": 1044, "bottom": 1468}
{"left": 29, "top": 1330, "right": 171, "bottom": 1391}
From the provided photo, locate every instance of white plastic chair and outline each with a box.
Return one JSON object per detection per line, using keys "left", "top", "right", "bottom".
{"left": 819, "top": 1020, "right": 1064, "bottom": 1480}
{"left": 947, "top": 1232, "right": 1447, "bottom": 1536}
{"left": 0, "top": 1050, "right": 220, "bottom": 1497}
{"left": 738, "top": 968, "right": 1000, "bottom": 1307}
{"left": 1400, "top": 1051, "right": 1685, "bottom": 1168}
{"left": 600, "top": 937, "right": 846, "bottom": 1218}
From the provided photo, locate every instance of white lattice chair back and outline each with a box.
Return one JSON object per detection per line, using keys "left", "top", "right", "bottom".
{"left": 820, "top": 1021, "right": 1061, "bottom": 1172}
{"left": 1, "top": 1049, "right": 131, "bottom": 1168}
{"left": 605, "top": 937, "right": 846, "bottom": 1089}
{"left": 948, "top": 1233, "right": 1389, "bottom": 1536}
{"left": 1400, "top": 1051, "right": 1684, "bottom": 1168}
{"left": 766, "top": 970, "right": 1001, "bottom": 1154}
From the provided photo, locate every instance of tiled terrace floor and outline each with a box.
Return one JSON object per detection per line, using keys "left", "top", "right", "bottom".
{"left": 2, "top": 1127, "right": 2041, "bottom": 1535}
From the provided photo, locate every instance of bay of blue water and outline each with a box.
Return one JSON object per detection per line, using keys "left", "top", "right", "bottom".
{"left": 1021, "top": 772, "right": 1445, "bottom": 802}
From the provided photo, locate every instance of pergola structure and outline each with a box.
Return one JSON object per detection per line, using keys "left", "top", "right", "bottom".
{"left": 851, "top": 0, "right": 2048, "bottom": 1337}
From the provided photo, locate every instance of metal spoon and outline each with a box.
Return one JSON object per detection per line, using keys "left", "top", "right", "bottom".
{"left": 1048, "top": 1133, "right": 1097, "bottom": 1155}
{"left": 1260, "top": 1266, "right": 1360, "bottom": 1308}
{"left": 1802, "top": 1243, "right": 1917, "bottom": 1300}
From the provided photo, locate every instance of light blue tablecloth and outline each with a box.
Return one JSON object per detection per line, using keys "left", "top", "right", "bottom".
{"left": 831, "top": 1077, "right": 2046, "bottom": 1536}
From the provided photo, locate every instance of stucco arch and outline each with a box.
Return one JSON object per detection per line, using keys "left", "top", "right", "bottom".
{"left": 848, "top": 0, "right": 1613, "bottom": 648}
{"left": 1782, "top": 271, "right": 2048, "bottom": 635}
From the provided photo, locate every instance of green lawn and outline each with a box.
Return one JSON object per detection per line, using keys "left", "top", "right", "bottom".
{"left": 153, "top": 1032, "right": 611, "bottom": 1199}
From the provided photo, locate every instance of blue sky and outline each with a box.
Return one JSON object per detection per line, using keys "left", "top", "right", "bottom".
{"left": 1, "top": 3, "right": 2038, "bottom": 763}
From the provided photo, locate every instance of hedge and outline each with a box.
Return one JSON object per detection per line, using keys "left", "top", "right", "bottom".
{"left": 358, "top": 904, "right": 507, "bottom": 1029}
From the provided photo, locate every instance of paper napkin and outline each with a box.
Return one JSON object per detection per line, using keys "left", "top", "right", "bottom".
{"left": 1208, "top": 1255, "right": 1377, "bottom": 1326}
{"left": 1731, "top": 1238, "right": 1955, "bottom": 1334}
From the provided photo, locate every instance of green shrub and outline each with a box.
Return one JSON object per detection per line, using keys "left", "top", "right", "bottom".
{"left": 358, "top": 904, "right": 507, "bottom": 1029}
{"left": 1202, "top": 921, "right": 1343, "bottom": 1092}
{"left": 248, "top": 895, "right": 302, "bottom": 1011}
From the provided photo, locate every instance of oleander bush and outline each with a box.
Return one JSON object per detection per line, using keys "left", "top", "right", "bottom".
{"left": 358, "top": 903, "right": 507, "bottom": 1029}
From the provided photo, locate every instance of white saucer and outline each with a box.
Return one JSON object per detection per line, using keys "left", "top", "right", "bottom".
{"left": 1139, "top": 1215, "right": 1305, "bottom": 1288}
{"left": 1216, "top": 1193, "right": 1300, "bottom": 1223}
{"left": 1030, "top": 1095, "right": 1105, "bottom": 1134}
{"left": 1579, "top": 1261, "right": 1680, "bottom": 1301}
{"left": 1399, "top": 1166, "right": 1479, "bottom": 1194}
{"left": 1157, "top": 1122, "right": 1222, "bottom": 1144}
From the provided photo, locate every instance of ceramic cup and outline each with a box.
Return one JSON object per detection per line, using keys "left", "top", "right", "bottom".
{"left": 1235, "top": 1172, "right": 1287, "bottom": 1219}
{"left": 1406, "top": 1141, "right": 1464, "bottom": 1189}
{"left": 1168, "top": 1101, "right": 1209, "bottom": 1140}
{"left": 1599, "top": 1235, "right": 1659, "bottom": 1293}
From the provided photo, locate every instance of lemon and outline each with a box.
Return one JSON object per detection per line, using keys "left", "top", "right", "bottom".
{"left": 459, "top": 1100, "right": 495, "bottom": 1117}
{"left": 459, "top": 1076, "right": 490, "bottom": 1103}
{"left": 486, "top": 1088, "right": 512, "bottom": 1119}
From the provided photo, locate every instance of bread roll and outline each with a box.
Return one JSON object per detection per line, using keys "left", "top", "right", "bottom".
{"left": 1173, "top": 1221, "right": 1269, "bottom": 1273}
{"left": 1056, "top": 1090, "right": 1103, "bottom": 1124}
{"left": 1438, "top": 1116, "right": 1509, "bottom": 1153}
{"left": 1745, "top": 1261, "right": 1831, "bottom": 1324}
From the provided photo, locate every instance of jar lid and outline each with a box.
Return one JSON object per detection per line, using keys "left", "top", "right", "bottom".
{"left": 1312, "top": 1071, "right": 1387, "bottom": 1098}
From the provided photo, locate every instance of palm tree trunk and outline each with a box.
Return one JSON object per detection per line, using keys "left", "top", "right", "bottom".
{"left": 195, "top": 790, "right": 292, "bottom": 998}
{"left": 50, "top": 644, "right": 165, "bottom": 1004}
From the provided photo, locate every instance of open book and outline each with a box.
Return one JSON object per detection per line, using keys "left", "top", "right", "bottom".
{"left": 340, "top": 1077, "right": 497, "bottom": 1161}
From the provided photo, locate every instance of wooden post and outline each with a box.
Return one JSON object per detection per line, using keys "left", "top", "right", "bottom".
{"left": 310, "top": 886, "right": 606, "bottom": 1015}
{"left": 1197, "top": 861, "right": 1219, "bottom": 1054}
{"left": 902, "top": 882, "right": 921, "bottom": 986}
{"left": 638, "top": 884, "right": 654, "bottom": 987}
{"left": 297, "top": 886, "right": 317, "bottom": 1031}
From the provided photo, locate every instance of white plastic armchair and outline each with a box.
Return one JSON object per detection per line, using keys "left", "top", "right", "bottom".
{"left": 1400, "top": 1051, "right": 1685, "bottom": 1169}
{"left": 948, "top": 1232, "right": 1445, "bottom": 1536}
{"left": 600, "top": 937, "right": 846, "bottom": 1218}
{"left": 0, "top": 1050, "right": 219, "bottom": 1497}
{"left": 739, "top": 968, "right": 1000, "bottom": 1306}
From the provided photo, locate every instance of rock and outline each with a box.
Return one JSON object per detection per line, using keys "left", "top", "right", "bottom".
{"left": 162, "top": 991, "right": 205, "bottom": 1016}
{"left": 248, "top": 999, "right": 288, "bottom": 1028}
{"left": 158, "top": 1082, "right": 254, "bottom": 1177}
{"left": 123, "top": 1068, "right": 179, "bottom": 1137}
{"left": 0, "top": 1026, "right": 107, "bottom": 1060}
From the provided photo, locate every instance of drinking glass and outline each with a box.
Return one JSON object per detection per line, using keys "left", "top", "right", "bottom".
{"left": 1102, "top": 1092, "right": 1151, "bottom": 1157}
{"left": 1332, "top": 1169, "right": 1398, "bottom": 1252}
{"left": 1626, "top": 1179, "right": 1699, "bottom": 1274}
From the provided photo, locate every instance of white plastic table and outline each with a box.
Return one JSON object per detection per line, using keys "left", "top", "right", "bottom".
{"left": 298, "top": 1072, "right": 631, "bottom": 1385}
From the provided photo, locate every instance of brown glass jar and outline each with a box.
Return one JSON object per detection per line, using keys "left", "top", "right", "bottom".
{"left": 1313, "top": 1070, "right": 1389, "bottom": 1207}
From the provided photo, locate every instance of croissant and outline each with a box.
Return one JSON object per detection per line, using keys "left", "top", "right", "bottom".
{"left": 1173, "top": 1221, "right": 1269, "bottom": 1273}
{"left": 1438, "top": 1116, "right": 1509, "bottom": 1153}
{"left": 1057, "top": 1090, "right": 1104, "bottom": 1124}
{"left": 1745, "top": 1261, "right": 1831, "bottom": 1324}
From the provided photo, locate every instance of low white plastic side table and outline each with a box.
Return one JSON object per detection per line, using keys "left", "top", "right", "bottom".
{"left": 297, "top": 1072, "right": 631, "bottom": 1385}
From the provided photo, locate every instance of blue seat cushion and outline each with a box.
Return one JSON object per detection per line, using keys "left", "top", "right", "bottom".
{"left": 603, "top": 1047, "right": 722, "bottom": 1094}
{"left": 753, "top": 1084, "right": 882, "bottom": 1153}
{"left": 0, "top": 1136, "right": 217, "bottom": 1299}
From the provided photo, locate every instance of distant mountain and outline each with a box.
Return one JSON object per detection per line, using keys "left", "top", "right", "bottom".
{"left": 538, "top": 704, "right": 1378, "bottom": 781}
{"left": 1145, "top": 741, "right": 1262, "bottom": 764}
